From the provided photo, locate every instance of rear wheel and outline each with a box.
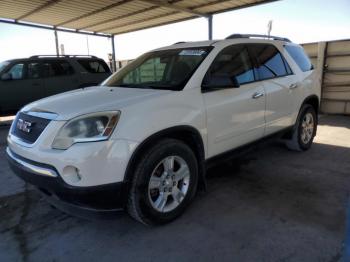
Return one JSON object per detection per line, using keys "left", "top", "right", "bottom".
{"left": 286, "top": 104, "right": 317, "bottom": 151}
{"left": 127, "top": 139, "right": 198, "bottom": 225}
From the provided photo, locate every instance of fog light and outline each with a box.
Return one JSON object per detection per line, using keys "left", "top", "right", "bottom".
{"left": 62, "top": 166, "right": 81, "bottom": 183}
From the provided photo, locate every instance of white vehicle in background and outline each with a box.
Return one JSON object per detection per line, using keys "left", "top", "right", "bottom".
{"left": 7, "top": 34, "right": 319, "bottom": 225}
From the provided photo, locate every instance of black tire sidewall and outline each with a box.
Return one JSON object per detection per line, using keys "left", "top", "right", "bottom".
{"left": 133, "top": 140, "right": 198, "bottom": 224}
{"left": 297, "top": 105, "right": 317, "bottom": 150}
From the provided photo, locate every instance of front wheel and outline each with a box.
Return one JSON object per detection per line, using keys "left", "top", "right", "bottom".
{"left": 127, "top": 139, "right": 198, "bottom": 225}
{"left": 286, "top": 104, "right": 317, "bottom": 151}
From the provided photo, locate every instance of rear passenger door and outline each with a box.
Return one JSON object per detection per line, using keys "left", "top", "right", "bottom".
{"left": 203, "top": 44, "right": 266, "bottom": 157}
{"left": 42, "top": 60, "right": 79, "bottom": 97}
{"left": 248, "top": 44, "right": 296, "bottom": 135}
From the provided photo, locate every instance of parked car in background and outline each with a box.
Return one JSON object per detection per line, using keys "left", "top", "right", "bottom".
{"left": 0, "top": 55, "right": 111, "bottom": 116}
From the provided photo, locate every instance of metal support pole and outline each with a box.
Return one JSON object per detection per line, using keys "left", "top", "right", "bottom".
{"left": 208, "top": 15, "right": 213, "bottom": 40}
{"left": 111, "top": 34, "right": 116, "bottom": 72}
{"left": 54, "top": 29, "right": 59, "bottom": 56}
{"left": 317, "top": 41, "right": 328, "bottom": 113}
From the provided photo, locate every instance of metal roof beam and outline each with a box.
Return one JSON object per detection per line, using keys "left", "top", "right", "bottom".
{"left": 83, "top": 0, "right": 210, "bottom": 32}
{"left": 99, "top": 10, "right": 179, "bottom": 33}
{"left": 1, "top": 0, "right": 280, "bottom": 36}
{"left": 193, "top": 0, "right": 280, "bottom": 15}
{"left": 56, "top": 0, "right": 133, "bottom": 27}
{"left": 78, "top": 0, "right": 183, "bottom": 31}
{"left": 107, "top": 0, "right": 277, "bottom": 35}
{"left": 0, "top": 19, "right": 111, "bottom": 38}
{"left": 112, "top": 16, "right": 194, "bottom": 35}
{"left": 96, "top": 0, "right": 268, "bottom": 33}
{"left": 79, "top": 6, "right": 157, "bottom": 31}
{"left": 139, "top": 0, "right": 210, "bottom": 18}
{"left": 16, "top": 0, "right": 62, "bottom": 20}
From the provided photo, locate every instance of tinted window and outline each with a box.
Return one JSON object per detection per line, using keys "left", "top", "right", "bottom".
{"left": 27, "top": 62, "right": 41, "bottom": 79}
{"left": 42, "top": 60, "right": 74, "bottom": 77}
{"left": 104, "top": 47, "right": 212, "bottom": 91}
{"left": 204, "top": 44, "right": 255, "bottom": 86}
{"left": 7, "top": 63, "right": 24, "bottom": 80}
{"left": 285, "top": 45, "right": 313, "bottom": 72}
{"left": 0, "top": 61, "right": 10, "bottom": 73}
{"left": 248, "top": 44, "right": 291, "bottom": 80}
{"left": 77, "top": 59, "right": 110, "bottom": 73}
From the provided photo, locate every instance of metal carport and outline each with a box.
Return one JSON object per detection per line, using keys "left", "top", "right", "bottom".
{"left": 0, "top": 0, "right": 278, "bottom": 71}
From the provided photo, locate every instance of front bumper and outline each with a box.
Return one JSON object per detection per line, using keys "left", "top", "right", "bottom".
{"left": 6, "top": 147, "right": 127, "bottom": 216}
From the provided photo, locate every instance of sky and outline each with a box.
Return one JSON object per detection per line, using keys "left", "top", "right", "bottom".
{"left": 0, "top": 0, "right": 349, "bottom": 63}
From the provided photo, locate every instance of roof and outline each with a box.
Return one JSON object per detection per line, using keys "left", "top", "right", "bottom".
{"left": 0, "top": 0, "right": 278, "bottom": 36}
{"left": 155, "top": 34, "right": 294, "bottom": 51}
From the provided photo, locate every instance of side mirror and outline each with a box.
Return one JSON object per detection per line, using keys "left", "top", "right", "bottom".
{"left": 1, "top": 73, "right": 12, "bottom": 81}
{"left": 202, "top": 74, "right": 240, "bottom": 92}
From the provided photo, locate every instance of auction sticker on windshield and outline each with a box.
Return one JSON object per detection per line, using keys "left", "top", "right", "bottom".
{"left": 179, "top": 50, "right": 207, "bottom": 56}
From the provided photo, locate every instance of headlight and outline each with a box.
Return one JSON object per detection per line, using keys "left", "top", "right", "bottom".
{"left": 52, "top": 111, "right": 120, "bottom": 150}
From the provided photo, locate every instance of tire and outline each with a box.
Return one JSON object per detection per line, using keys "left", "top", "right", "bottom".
{"left": 286, "top": 104, "right": 317, "bottom": 151}
{"left": 127, "top": 138, "right": 199, "bottom": 225}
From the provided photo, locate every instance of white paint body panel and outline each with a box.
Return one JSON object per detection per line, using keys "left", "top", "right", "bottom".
{"left": 7, "top": 120, "right": 139, "bottom": 187}
{"left": 8, "top": 38, "right": 319, "bottom": 188}
{"left": 203, "top": 82, "right": 266, "bottom": 157}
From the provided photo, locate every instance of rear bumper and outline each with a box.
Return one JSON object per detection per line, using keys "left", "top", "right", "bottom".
{"left": 6, "top": 147, "right": 126, "bottom": 217}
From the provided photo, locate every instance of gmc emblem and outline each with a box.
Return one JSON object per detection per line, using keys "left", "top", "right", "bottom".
{"left": 17, "top": 119, "right": 33, "bottom": 133}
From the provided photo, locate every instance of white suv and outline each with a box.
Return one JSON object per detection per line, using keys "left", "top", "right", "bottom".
{"left": 6, "top": 34, "right": 319, "bottom": 225}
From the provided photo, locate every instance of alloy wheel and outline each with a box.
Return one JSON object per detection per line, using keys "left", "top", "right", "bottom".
{"left": 148, "top": 156, "right": 190, "bottom": 213}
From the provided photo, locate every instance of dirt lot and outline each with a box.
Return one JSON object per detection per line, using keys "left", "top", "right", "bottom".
{"left": 0, "top": 115, "right": 349, "bottom": 262}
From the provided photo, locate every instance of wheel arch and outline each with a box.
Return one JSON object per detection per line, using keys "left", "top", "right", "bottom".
{"left": 123, "top": 125, "right": 206, "bottom": 204}
{"left": 283, "top": 95, "right": 320, "bottom": 139}
{"left": 302, "top": 95, "right": 319, "bottom": 115}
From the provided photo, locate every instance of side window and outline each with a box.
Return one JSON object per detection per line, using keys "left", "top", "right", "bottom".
{"left": 248, "top": 44, "right": 292, "bottom": 80}
{"left": 77, "top": 59, "right": 111, "bottom": 73}
{"left": 204, "top": 44, "right": 255, "bottom": 86}
{"left": 27, "top": 62, "right": 41, "bottom": 79}
{"left": 285, "top": 45, "right": 313, "bottom": 72}
{"left": 42, "top": 60, "right": 74, "bottom": 77}
{"left": 123, "top": 57, "right": 166, "bottom": 84}
{"left": 7, "top": 63, "right": 24, "bottom": 80}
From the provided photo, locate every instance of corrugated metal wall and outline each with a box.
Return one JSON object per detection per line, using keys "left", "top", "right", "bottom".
{"left": 302, "top": 39, "right": 350, "bottom": 115}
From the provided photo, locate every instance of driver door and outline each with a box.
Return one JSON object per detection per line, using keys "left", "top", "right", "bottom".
{"left": 0, "top": 61, "right": 44, "bottom": 113}
{"left": 202, "top": 44, "right": 266, "bottom": 158}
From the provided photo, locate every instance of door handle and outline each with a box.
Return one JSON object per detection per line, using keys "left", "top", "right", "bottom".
{"left": 289, "top": 83, "right": 298, "bottom": 89}
{"left": 252, "top": 92, "right": 264, "bottom": 99}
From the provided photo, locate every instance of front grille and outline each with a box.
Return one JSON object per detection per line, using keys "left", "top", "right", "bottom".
{"left": 12, "top": 112, "right": 51, "bottom": 144}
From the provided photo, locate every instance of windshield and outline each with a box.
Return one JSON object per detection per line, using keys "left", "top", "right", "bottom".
{"left": 0, "top": 61, "right": 10, "bottom": 73}
{"left": 103, "top": 47, "right": 212, "bottom": 91}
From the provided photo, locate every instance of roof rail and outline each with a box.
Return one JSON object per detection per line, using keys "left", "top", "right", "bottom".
{"left": 29, "top": 55, "right": 98, "bottom": 59}
{"left": 173, "top": 41, "right": 186, "bottom": 45}
{"left": 226, "top": 34, "right": 291, "bottom": 43}
{"left": 69, "top": 55, "right": 98, "bottom": 58}
{"left": 30, "top": 55, "right": 67, "bottom": 58}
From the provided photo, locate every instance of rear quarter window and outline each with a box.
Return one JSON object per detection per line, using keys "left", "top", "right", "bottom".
{"left": 77, "top": 59, "right": 111, "bottom": 74}
{"left": 285, "top": 45, "right": 313, "bottom": 72}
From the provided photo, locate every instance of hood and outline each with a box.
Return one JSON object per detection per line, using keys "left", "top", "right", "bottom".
{"left": 22, "top": 86, "right": 171, "bottom": 120}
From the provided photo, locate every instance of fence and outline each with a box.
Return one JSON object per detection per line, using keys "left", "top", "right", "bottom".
{"left": 302, "top": 39, "right": 350, "bottom": 115}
